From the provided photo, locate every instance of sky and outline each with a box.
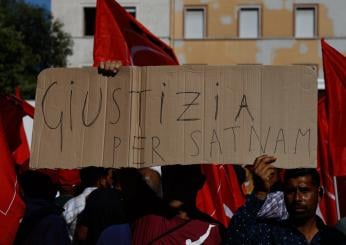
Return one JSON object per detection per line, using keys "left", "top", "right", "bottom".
{"left": 24, "top": 0, "right": 50, "bottom": 10}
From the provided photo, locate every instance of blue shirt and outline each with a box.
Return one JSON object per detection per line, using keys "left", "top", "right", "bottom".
{"left": 96, "top": 224, "right": 131, "bottom": 245}
{"left": 224, "top": 194, "right": 346, "bottom": 245}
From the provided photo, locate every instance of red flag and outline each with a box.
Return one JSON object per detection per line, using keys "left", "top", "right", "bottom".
{"left": 322, "top": 39, "right": 346, "bottom": 176}
{"left": 12, "top": 122, "right": 30, "bottom": 168}
{"left": 317, "top": 96, "right": 338, "bottom": 225}
{"left": 196, "top": 165, "right": 245, "bottom": 227}
{"left": 0, "top": 96, "right": 26, "bottom": 245}
{"left": 9, "top": 94, "right": 35, "bottom": 119}
{"left": 9, "top": 94, "right": 34, "bottom": 171}
{"left": 93, "top": 0, "right": 245, "bottom": 227}
{"left": 93, "top": 0, "right": 179, "bottom": 66}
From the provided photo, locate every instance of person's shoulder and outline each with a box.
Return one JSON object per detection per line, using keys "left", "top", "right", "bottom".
{"left": 135, "top": 214, "right": 168, "bottom": 224}
{"left": 88, "top": 187, "right": 120, "bottom": 198}
{"left": 320, "top": 225, "right": 346, "bottom": 244}
{"left": 188, "top": 218, "right": 220, "bottom": 230}
{"left": 64, "top": 188, "right": 93, "bottom": 207}
{"left": 42, "top": 213, "right": 66, "bottom": 224}
{"left": 63, "top": 195, "right": 78, "bottom": 209}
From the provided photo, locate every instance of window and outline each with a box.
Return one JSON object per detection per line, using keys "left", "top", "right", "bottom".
{"left": 238, "top": 7, "right": 260, "bottom": 38}
{"left": 84, "top": 7, "right": 96, "bottom": 36}
{"left": 124, "top": 6, "right": 136, "bottom": 18}
{"left": 295, "top": 6, "right": 317, "bottom": 38}
{"left": 184, "top": 8, "right": 206, "bottom": 39}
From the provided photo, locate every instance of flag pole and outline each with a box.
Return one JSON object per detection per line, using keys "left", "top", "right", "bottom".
{"left": 333, "top": 176, "right": 341, "bottom": 220}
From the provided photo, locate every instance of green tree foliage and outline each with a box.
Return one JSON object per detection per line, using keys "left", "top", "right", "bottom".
{"left": 0, "top": 0, "right": 73, "bottom": 99}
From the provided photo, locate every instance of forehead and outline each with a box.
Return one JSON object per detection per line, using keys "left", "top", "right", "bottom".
{"left": 285, "top": 175, "right": 315, "bottom": 188}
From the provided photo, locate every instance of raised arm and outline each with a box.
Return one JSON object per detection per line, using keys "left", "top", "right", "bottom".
{"left": 223, "top": 155, "right": 277, "bottom": 244}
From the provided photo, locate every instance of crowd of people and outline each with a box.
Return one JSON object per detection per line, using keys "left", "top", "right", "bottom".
{"left": 12, "top": 155, "right": 346, "bottom": 244}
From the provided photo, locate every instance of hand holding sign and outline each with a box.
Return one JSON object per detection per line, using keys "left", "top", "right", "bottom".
{"left": 253, "top": 155, "right": 277, "bottom": 199}
{"left": 98, "top": 60, "right": 122, "bottom": 76}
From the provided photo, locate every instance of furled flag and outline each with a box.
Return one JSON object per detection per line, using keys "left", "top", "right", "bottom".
{"left": 317, "top": 96, "right": 338, "bottom": 225}
{"left": 196, "top": 164, "right": 245, "bottom": 227}
{"left": 93, "top": 0, "right": 178, "bottom": 66}
{"left": 93, "top": 0, "right": 245, "bottom": 227}
{"left": 321, "top": 39, "right": 346, "bottom": 176}
{"left": 10, "top": 92, "right": 34, "bottom": 170}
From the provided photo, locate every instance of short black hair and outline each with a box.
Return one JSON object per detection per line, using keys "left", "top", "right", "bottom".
{"left": 161, "top": 164, "right": 205, "bottom": 206}
{"left": 20, "top": 170, "right": 56, "bottom": 200}
{"left": 284, "top": 168, "right": 320, "bottom": 187}
{"left": 80, "top": 166, "right": 106, "bottom": 187}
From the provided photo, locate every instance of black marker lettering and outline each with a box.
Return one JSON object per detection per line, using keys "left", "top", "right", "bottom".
{"left": 190, "top": 130, "right": 201, "bottom": 157}
{"left": 152, "top": 136, "right": 165, "bottom": 163}
{"left": 235, "top": 94, "right": 254, "bottom": 122}
{"left": 42, "top": 81, "right": 64, "bottom": 152}
{"left": 130, "top": 89, "right": 151, "bottom": 126}
{"left": 160, "top": 82, "right": 166, "bottom": 125}
{"left": 112, "top": 137, "right": 122, "bottom": 165}
{"left": 274, "top": 128, "right": 286, "bottom": 153}
{"left": 176, "top": 92, "right": 201, "bottom": 121}
{"left": 249, "top": 126, "right": 271, "bottom": 153}
{"left": 132, "top": 136, "right": 146, "bottom": 165}
{"left": 294, "top": 128, "right": 311, "bottom": 156}
{"left": 110, "top": 88, "right": 121, "bottom": 125}
{"left": 133, "top": 136, "right": 145, "bottom": 150}
{"left": 224, "top": 126, "right": 240, "bottom": 152}
{"left": 82, "top": 88, "right": 103, "bottom": 127}
{"left": 215, "top": 83, "right": 219, "bottom": 121}
{"left": 210, "top": 129, "right": 222, "bottom": 158}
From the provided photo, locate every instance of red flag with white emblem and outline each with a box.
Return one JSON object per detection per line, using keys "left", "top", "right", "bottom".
{"left": 196, "top": 164, "right": 245, "bottom": 227}
{"left": 321, "top": 39, "right": 346, "bottom": 176}
{"left": 317, "top": 96, "right": 338, "bottom": 225}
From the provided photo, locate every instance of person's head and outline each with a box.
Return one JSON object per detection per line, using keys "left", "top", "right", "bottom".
{"left": 20, "top": 170, "right": 57, "bottom": 201}
{"left": 112, "top": 167, "right": 174, "bottom": 220}
{"left": 80, "top": 166, "right": 108, "bottom": 189}
{"left": 162, "top": 164, "right": 205, "bottom": 211}
{"left": 105, "top": 168, "right": 113, "bottom": 188}
{"left": 112, "top": 168, "right": 156, "bottom": 201}
{"left": 284, "top": 168, "right": 323, "bottom": 223}
{"left": 139, "top": 167, "right": 162, "bottom": 197}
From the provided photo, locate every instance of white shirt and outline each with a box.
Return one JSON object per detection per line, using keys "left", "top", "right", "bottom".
{"left": 63, "top": 187, "right": 97, "bottom": 238}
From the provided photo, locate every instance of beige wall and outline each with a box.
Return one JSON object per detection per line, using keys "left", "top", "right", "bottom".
{"left": 52, "top": 0, "right": 346, "bottom": 86}
{"left": 52, "top": 0, "right": 170, "bottom": 67}
{"left": 172, "top": 0, "right": 336, "bottom": 39}
{"left": 171, "top": 0, "right": 346, "bottom": 85}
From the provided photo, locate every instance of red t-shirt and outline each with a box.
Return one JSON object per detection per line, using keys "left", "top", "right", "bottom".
{"left": 132, "top": 214, "right": 221, "bottom": 245}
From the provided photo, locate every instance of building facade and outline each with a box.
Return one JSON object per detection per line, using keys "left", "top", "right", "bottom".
{"left": 52, "top": 0, "right": 346, "bottom": 88}
{"left": 171, "top": 0, "right": 346, "bottom": 89}
{"left": 52, "top": 0, "right": 171, "bottom": 67}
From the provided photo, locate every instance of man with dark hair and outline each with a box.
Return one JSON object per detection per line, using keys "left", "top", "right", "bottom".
{"left": 75, "top": 188, "right": 128, "bottom": 245}
{"left": 224, "top": 155, "right": 346, "bottom": 244}
{"left": 63, "top": 166, "right": 108, "bottom": 240}
{"left": 132, "top": 165, "right": 222, "bottom": 244}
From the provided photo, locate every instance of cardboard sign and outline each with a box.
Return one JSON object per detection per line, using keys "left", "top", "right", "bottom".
{"left": 30, "top": 65, "right": 317, "bottom": 169}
